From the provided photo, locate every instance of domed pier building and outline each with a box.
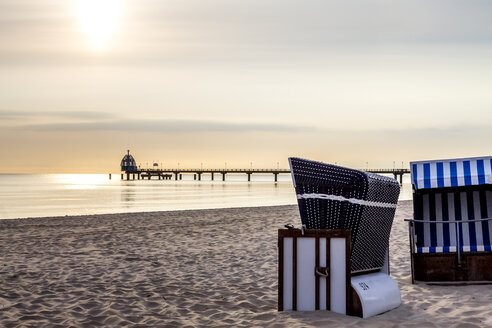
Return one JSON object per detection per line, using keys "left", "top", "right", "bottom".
{"left": 120, "top": 150, "right": 138, "bottom": 172}
{"left": 119, "top": 150, "right": 172, "bottom": 180}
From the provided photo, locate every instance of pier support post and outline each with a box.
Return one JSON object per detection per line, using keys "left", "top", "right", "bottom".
{"left": 121, "top": 173, "right": 124, "bottom": 180}
{"left": 132, "top": 174, "right": 135, "bottom": 180}
{"left": 247, "top": 173, "right": 251, "bottom": 182}
{"left": 211, "top": 172, "right": 214, "bottom": 181}
{"left": 180, "top": 174, "right": 182, "bottom": 180}
{"left": 126, "top": 173, "right": 130, "bottom": 180}
{"left": 274, "top": 173, "right": 278, "bottom": 182}
{"left": 194, "top": 174, "right": 196, "bottom": 180}
{"left": 138, "top": 173, "right": 141, "bottom": 180}
{"left": 175, "top": 172, "right": 179, "bottom": 180}
{"left": 393, "top": 172, "right": 404, "bottom": 184}
{"left": 109, "top": 173, "right": 111, "bottom": 180}
{"left": 222, "top": 173, "right": 226, "bottom": 181}
{"left": 148, "top": 175, "right": 151, "bottom": 180}
{"left": 198, "top": 173, "right": 202, "bottom": 181}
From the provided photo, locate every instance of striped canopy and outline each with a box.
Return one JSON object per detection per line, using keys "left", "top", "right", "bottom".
{"left": 411, "top": 156, "right": 492, "bottom": 190}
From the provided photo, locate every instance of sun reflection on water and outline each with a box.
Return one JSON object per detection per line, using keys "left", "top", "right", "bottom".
{"left": 52, "top": 174, "right": 108, "bottom": 190}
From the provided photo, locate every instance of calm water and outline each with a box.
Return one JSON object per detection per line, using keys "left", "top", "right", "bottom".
{"left": 0, "top": 173, "right": 412, "bottom": 219}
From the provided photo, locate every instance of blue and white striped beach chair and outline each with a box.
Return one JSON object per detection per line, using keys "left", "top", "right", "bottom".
{"left": 407, "top": 156, "right": 492, "bottom": 282}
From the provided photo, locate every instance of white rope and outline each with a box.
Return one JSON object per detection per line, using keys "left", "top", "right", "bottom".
{"left": 297, "top": 193, "right": 397, "bottom": 209}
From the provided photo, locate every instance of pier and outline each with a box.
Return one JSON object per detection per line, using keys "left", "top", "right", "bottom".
{"left": 116, "top": 168, "right": 410, "bottom": 183}
{"left": 117, "top": 150, "right": 410, "bottom": 183}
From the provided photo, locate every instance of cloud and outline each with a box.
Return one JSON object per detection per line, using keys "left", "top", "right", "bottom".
{"left": 4, "top": 109, "right": 492, "bottom": 137}
{"left": 0, "top": 110, "right": 114, "bottom": 120}
{"left": 0, "top": 110, "right": 313, "bottom": 133}
{"left": 378, "top": 124, "right": 492, "bottom": 138}
{"left": 327, "top": 124, "right": 492, "bottom": 141}
{"left": 1, "top": 0, "right": 492, "bottom": 67}
{"left": 14, "top": 118, "right": 314, "bottom": 134}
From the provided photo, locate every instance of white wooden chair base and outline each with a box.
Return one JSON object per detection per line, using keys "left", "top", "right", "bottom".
{"left": 278, "top": 229, "right": 401, "bottom": 318}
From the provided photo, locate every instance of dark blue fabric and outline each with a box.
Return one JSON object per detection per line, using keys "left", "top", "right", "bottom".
{"left": 412, "top": 163, "right": 418, "bottom": 187}
{"left": 450, "top": 162, "right": 458, "bottom": 187}
{"left": 454, "top": 191, "right": 464, "bottom": 246}
{"left": 442, "top": 193, "right": 450, "bottom": 248}
{"left": 480, "top": 190, "right": 491, "bottom": 247}
{"left": 414, "top": 192, "right": 424, "bottom": 248}
{"left": 437, "top": 162, "right": 444, "bottom": 188}
{"left": 463, "top": 161, "right": 472, "bottom": 186}
{"left": 429, "top": 193, "right": 437, "bottom": 247}
{"left": 424, "top": 163, "right": 431, "bottom": 189}
{"left": 477, "top": 160, "right": 486, "bottom": 185}
{"left": 466, "top": 191, "right": 477, "bottom": 248}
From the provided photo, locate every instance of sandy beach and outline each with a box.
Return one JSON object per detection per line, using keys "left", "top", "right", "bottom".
{"left": 1, "top": 201, "right": 491, "bottom": 327}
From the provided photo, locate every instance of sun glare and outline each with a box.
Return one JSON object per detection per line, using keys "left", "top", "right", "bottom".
{"left": 75, "top": 0, "right": 122, "bottom": 50}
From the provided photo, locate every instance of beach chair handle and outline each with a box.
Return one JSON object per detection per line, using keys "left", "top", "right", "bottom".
{"left": 284, "top": 224, "right": 295, "bottom": 230}
{"left": 315, "top": 267, "right": 329, "bottom": 277}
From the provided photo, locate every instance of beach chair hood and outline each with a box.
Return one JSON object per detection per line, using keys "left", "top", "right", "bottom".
{"left": 288, "top": 157, "right": 400, "bottom": 273}
{"left": 411, "top": 156, "right": 492, "bottom": 190}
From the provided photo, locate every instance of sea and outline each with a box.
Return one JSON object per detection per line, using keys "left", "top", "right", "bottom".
{"left": 0, "top": 173, "right": 413, "bottom": 219}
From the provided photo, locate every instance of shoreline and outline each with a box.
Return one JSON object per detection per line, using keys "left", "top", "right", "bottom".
{"left": 1, "top": 201, "right": 491, "bottom": 327}
{"left": 0, "top": 203, "right": 298, "bottom": 222}
{"left": 1, "top": 200, "right": 414, "bottom": 222}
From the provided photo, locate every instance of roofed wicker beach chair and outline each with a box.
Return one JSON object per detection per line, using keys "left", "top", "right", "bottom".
{"left": 408, "top": 156, "right": 492, "bottom": 283}
{"left": 278, "top": 157, "right": 401, "bottom": 318}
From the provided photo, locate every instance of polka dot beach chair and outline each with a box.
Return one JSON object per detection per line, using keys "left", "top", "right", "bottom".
{"left": 279, "top": 157, "right": 401, "bottom": 318}
{"left": 408, "top": 156, "right": 492, "bottom": 282}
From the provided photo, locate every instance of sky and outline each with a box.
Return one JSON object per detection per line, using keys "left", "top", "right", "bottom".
{"left": 1, "top": 0, "right": 492, "bottom": 173}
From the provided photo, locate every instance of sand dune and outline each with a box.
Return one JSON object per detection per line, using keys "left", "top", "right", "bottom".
{"left": 0, "top": 201, "right": 491, "bottom": 327}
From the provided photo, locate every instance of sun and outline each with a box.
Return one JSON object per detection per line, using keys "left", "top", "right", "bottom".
{"left": 75, "top": 0, "right": 122, "bottom": 50}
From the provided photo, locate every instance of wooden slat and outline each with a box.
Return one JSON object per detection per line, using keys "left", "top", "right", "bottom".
{"left": 409, "top": 222, "right": 415, "bottom": 284}
{"left": 326, "top": 235, "right": 331, "bottom": 311}
{"left": 315, "top": 236, "right": 320, "bottom": 310}
{"left": 293, "top": 236, "right": 297, "bottom": 311}
{"left": 414, "top": 252, "right": 492, "bottom": 282}
{"left": 278, "top": 234, "right": 284, "bottom": 311}
{"left": 349, "top": 287, "right": 363, "bottom": 317}
{"left": 345, "top": 234, "right": 352, "bottom": 315}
